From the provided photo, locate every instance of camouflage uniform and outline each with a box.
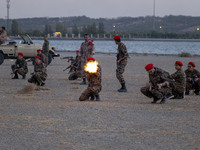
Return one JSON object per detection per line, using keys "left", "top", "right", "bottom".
{"left": 185, "top": 69, "right": 200, "bottom": 93}
{"left": 79, "top": 65, "right": 102, "bottom": 101}
{"left": 140, "top": 67, "right": 171, "bottom": 100}
{"left": 80, "top": 42, "right": 94, "bottom": 78}
{"left": 0, "top": 30, "right": 7, "bottom": 44}
{"left": 116, "top": 42, "right": 129, "bottom": 84}
{"left": 42, "top": 39, "right": 49, "bottom": 66}
{"left": 168, "top": 69, "right": 186, "bottom": 97}
{"left": 28, "top": 63, "right": 47, "bottom": 84}
{"left": 68, "top": 56, "right": 82, "bottom": 80}
{"left": 37, "top": 53, "right": 46, "bottom": 64}
{"left": 11, "top": 58, "right": 28, "bottom": 76}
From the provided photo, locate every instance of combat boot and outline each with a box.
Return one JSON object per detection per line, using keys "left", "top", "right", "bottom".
{"left": 194, "top": 90, "right": 199, "bottom": 95}
{"left": 90, "top": 95, "right": 95, "bottom": 101}
{"left": 12, "top": 72, "right": 19, "bottom": 79}
{"left": 95, "top": 94, "right": 100, "bottom": 101}
{"left": 185, "top": 91, "right": 189, "bottom": 95}
{"left": 160, "top": 96, "right": 167, "bottom": 104}
{"left": 151, "top": 98, "right": 158, "bottom": 104}
{"left": 118, "top": 83, "right": 127, "bottom": 92}
{"left": 80, "top": 78, "right": 86, "bottom": 85}
{"left": 22, "top": 75, "right": 26, "bottom": 79}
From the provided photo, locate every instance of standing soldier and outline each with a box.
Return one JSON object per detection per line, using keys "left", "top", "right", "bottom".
{"left": 68, "top": 50, "right": 82, "bottom": 80}
{"left": 37, "top": 49, "right": 45, "bottom": 63}
{"left": 28, "top": 56, "right": 47, "bottom": 86}
{"left": 80, "top": 34, "right": 94, "bottom": 85}
{"left": 42, "top": 37, "right": 49, "bottom": 67}
{"left": 0, "top": 26, "right": 7, "bottom": 44}
{"left": 113, "top": 35, "right": 129, "bottom": 92}
{"left": 168, "top": 61, "right": 186, "bottom": 99}
{"left": 11, "top": 52, "right": 28, "bottom": 79}
{"left": 79, "top": 57, "right": 102, "bottom": 101}
{"left": 185, "top": 62, "right": 200, "bottom": 95}
{"left": 140, "top": 63, "right": 173, "bottom": 104}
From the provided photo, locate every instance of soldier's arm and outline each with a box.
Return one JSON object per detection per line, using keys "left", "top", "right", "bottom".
{"left": 119, "top": 44, "right": 128, "bottom": 62}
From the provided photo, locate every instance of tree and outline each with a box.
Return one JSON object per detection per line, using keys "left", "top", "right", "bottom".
{"left": 56, "top": 23, "right": 67, "bottom": 37}
{"left": 98, "top": 22, "right": 105, "bottom": 35}
{"left": 72, "top": 24, "right": 79, "bottom": 36}
{"left": 11, "top": 20, "right": 19, "bottom": 35}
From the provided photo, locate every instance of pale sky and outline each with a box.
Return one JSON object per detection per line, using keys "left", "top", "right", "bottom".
{"left": 0, "top": 0, "right": 200, "bottom": 19}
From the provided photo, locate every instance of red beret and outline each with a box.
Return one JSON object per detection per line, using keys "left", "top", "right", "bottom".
{"left": 87, "top": 57, "right": 95, "bottom": 62}
{"left": 175, "top": 61, "right": 183, "bottom": 66}
{"left": 76, "top": 50, "right": 80, "bottom": 52}
{"left": 18, "top": 52, "right": 23, "bottom": 56}
{"left": 37, "top": 49, "right": 42, "bottom": 52}
{"left": 189, "top": 62, "right": 196, "bottom": 67}
{"left": 35, "top": 56, "right": 41, "bottom": 60}
{"left": 145, "top": 63, "right": 154, "bottom": 71}
{"left": 113, "top": 35, "right": 121, "bottom": 40}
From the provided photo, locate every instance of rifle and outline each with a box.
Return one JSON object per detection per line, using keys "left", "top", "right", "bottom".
{"left": 61, "top": 56, "right": 74, "bottom": 62}
{"left": 63, "top": 65, "right": 72, "bottom": 72}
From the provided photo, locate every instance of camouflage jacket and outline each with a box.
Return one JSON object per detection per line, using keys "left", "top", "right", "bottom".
{"left": 14, "top": 58, "right": 28, "bottom": 72}
{"left": 168, "top": 69, "right": 186, "bottom": 87}
{"left": 116, "top": 42, "right": 129, "bottom": 61}
{"left": 42, "top": 40, "right": 49, "bottom": 55}
{"left": 149, "top": 67, "right": 169, "bottom": 87}
{"left": 185, "top": 69, "right": 200, "bottom": 79}
{"left": 88, "top": 65, "right": 102, "bottom": 87}
{"left": 34, "top": 63, "right": 46, "bottom": 74}
{"left": 80, "top": 41, "right": 94, "bottom": 62}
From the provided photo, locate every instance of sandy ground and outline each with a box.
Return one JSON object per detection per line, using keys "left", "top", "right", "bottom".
{"left": 0, "top": 52, "right": 200, "bottom": 150}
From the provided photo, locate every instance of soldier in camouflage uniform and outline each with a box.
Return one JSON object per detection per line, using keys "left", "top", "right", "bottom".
{"left": 37, "top": 49, "right": 45, "bottom": 64}
{"left": 167, "top": 61, "right": 186, "bottom": 99}
{"left": 140, "top": 63, "right": 173, "bottom": 104}
{"left": 113, "top": 35, "right": 129, "bottom": 92}
{"left": 42, "top": 37, "right": 49, "bottom": 67}
{"left": 68, "top": 50, "right": 82, "bottom": 80}
{"left": 80, "top": 34, "right": 95, "bottom": 84}
{"left": 79, "top": 57, "right": 101, "bottom": 101}
{"left": 11, "top": 52, "right": 28, "bottom": 79}
{"left": 185, "top": 62, "right": 200, "bottom": 95}
{"left": 28, "top": 56, "right": 47, "bottom": 86}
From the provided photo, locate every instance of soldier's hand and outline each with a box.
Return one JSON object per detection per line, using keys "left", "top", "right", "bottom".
{"left": 149, "top": 85, "right": 152, "bottom": 91}
{"left": 188, "top": 78, "right": 192, "bottom": 81}
{"left": 117, "top": 60, "right": 121, "bottom": 64}
{"left": 194, "top": 78, "right": 199, "bottom": 82}
{"left": 157, "top": 84, "right": 162, "bottom": 90}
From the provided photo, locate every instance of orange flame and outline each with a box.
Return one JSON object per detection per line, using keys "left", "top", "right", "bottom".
{"left": 84, "top": 61, "right": 98, "bottom": 73}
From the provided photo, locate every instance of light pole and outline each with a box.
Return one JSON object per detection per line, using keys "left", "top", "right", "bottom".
{"left": 7, "top": 0, "right": 10, "bottom": 30}
{"left": 153, "top": 0, "right": 156, "bottom": 31}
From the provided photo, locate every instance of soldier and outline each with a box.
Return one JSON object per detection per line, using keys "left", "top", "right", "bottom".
{"left": 0, "top": 26, "right": 7, "bottom": 44}
{"left": 185, "top": 62, "right": 200, "bottom": 95}
{"left": 140, "top": 63, "right": 174, "bottom": 104}
{"left": 80, "top": 34, "right": 94, "bottom": 85}
{"left": 42, "top": 37, "right": 49, "bottom": 67}
{"left": 113, "top": 35, "right": 129, "bottom": 92}
{"left": 68, "top": 50, "right": 82, "bottom": 80}
{"left": 11, "top": 52, "right": 28, "bottom": 79}
{"left": 168, "top": 61, "right": 186, "bottom": 99}
{"left": 79, "top": 57, "right": 102, "bottom": 101}
{"left": 28, "top": 56, "right": 47, "bottom": 86}
{"left": 37, "top": 49, "right": 45, "bottom": 63}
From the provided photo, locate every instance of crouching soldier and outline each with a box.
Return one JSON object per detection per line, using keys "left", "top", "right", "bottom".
{"left": 37, "top": 49, "right": 45, "bottom": 63}
{"left": 79, "top": 57, "right": 102, "bottom": 101}
{"left": 185, "top": 62, "right": 200, "bottom": 95}
{"left": 168, "top": 61, "right": 186, "bottom": 99}
{"left": 28, "top": 56, "right": 47, "bottom": 86}
{"left": 11, "top": 52, "right": 28, "bottom": 79}
{"left": 140, "top": 63, "right": 173, "bottom": 104}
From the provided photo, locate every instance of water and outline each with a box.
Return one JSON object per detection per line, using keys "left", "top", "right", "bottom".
{"left": 17, "top": 40, "right": 200, "bottom": 55}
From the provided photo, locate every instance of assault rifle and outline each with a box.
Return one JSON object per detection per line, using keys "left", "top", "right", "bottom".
{"left": 61, "top": 56, "right": 74, "bottom": 62}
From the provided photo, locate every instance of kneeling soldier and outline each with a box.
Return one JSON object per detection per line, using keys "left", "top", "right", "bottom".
{"left": 28, "top": 56, "right": 47, "bottom": 86}
{"left": 185, "top": 62, "right": 200, "bottom": 95}
{"left": 79, "top": 57, "right": 102, "bottom": 101}
{"left": 11, "top": 52, "right": 28, "bottom": 79}
{"left": 168, "top": 61, "right": 186, "bottom": 99}
{"left": 140, "top": 63, "right": 173, "bottom": 104}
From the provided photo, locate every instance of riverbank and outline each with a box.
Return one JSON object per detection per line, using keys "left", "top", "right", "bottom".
{"left": 0, "top": 52, "right": 200, "bottom": 149}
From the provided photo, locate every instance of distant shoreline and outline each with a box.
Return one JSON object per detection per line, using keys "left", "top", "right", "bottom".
{"left": 9, "top": 36, "right": 200, "bottom": 42}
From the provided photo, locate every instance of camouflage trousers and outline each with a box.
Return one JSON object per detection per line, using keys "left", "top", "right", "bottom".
{"left": 79, "top": 85, "right": 102, "bottom": 101}
{"left": 80, "top": 59, "right": 86, "bottom": 79}
{"left": 68, "top": 71, "right": 82, "bottom": 80}
{"left": 116, "top": 60, "right": 127, "bottom": 84}
{"left": 186, "top": 80, "right": 200, "bottom": 92}
{"left": 140, "top": 86, "right": 172, "bottom": 100}
{"left": 11, "top": 65, "right": 28, "bottom": 76}
{"left": 44, "top": 54, "right": 48, "bottom": 67}
{"left": 28, "top": 72, "right": 47, "bottom": 84}
{"left": 169, "top": 82, "right": 185, "bottom": 96}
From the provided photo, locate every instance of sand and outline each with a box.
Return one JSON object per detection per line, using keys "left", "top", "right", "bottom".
{"left": 0, "top": 52, "right": 200, "bottom": 150}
